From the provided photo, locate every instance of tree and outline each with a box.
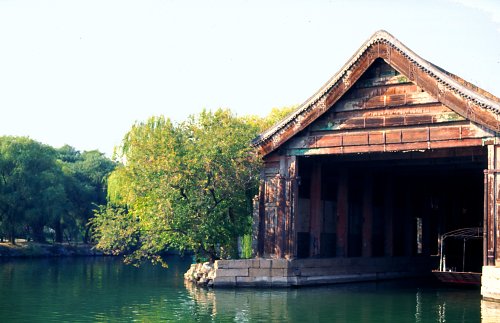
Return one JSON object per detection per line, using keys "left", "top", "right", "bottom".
{"left": 56, "top": 146, "right": 116, "bottom": 243}
{"left": 0, "top": 138, "right": 115, "bottom": 244}
{"left": 92, "top": 109, "right": 262, "bottom": 264}
{"left": 0, "top": 136, "right": 65, "bottom": 243}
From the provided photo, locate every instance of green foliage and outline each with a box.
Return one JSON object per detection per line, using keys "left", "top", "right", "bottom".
{"left": 0, "top": 136, "right": 64, "bottom": 243}
{"left": 0, "top": 137, "right": 115, "bottom": 244}
{"left": 241, "top": 234, "right": 253, "bottom": 259}
{"left": 92, "top": 109, "right": 264, "bottom": 264}
{"left": 58, "top": 148, "right": 116, "bottom": 243}
{"left": 242, "top": 105, "right": 298, "bottom": 133}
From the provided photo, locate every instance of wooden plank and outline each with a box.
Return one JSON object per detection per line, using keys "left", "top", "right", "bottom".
{"left": 385, "top": 130, "right": 402, "bottom": 143}
{"left": 429, "top": 126, "right": 461, "bottom": 141}
{"left": 461, "top": 124, "right": 493, "bottom": 139}
{"left": 342, "top": 145, "right": 388, "bottom": 154}
{"left": 342, "top": 133, "right": 369, "bottom": 146}
{"left": 315, "top": 134, "right": 342, "bottom": 147}
{"left": 343, "top": 83, "right": 419, "bottom": 100}
{"left": 405, "top": 114, "right": 433, "bottom": 125}
{"left": 331, "top": 102, "right": 449, "bottom": 120}
{"left": 429, "top": 138, "right": 482, "bottom": 149}
{"left": 401, "top": 128, "right": 428, "bottom": 143}
{"left": 365, "top": 117, "right": 384, "bottom": 128}
{"left": 369, "top": 131, "right": 385, "bottom": 145}
{"left": 432, "top": 111, "right": 466, "bottom": 123}
{"left": 334, "top": 92, "right": 438, "bottom": 112}
{"left": 288, "top": 138, "right": 484, "bottom": 156}
{"left": 385, "top": 116, "right": 405, "bottom": 127}
{"left": 384, "top": 142, "right": 429, "bottom": 152}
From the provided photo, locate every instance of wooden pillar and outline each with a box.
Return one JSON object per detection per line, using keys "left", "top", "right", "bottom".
{"left": 495, "top": 145, "right": 500, "bottom": 266}
{"left": 485, "top": 144, "right": 500, "bottom": 266}
{"left": 262, "top": 158, "right": 280, "bottom": 257}
{"left": 286, "top": 156, "right": 298, "bottom": 258}
{"left": 362, "top": 174, "right": 373, "bottom": 257}
{"left": 384, "top": 177, "right": 394, "bottom": 257}
{"left": 310, "top": 162, "right": 322, "bottom": 257}
{"left": 336, "top": 170, "right": 349, "bottom": 257}
{"left": 275, "top": 156, "right": 290, "bottom": 258}
{"left": 257, "top": 177, "right": 265, "bottom": 257}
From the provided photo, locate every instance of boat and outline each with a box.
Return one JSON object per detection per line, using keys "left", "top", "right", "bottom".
{"left": 432, "top": 227, "right": 482, "bottom": 286}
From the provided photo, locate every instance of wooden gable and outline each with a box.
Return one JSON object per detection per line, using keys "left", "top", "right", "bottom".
{"left": 253, "top": 30, "right": 500, "bottom": 158}
{"left": 284, "top": 59, "right": 494, "bottom": 156}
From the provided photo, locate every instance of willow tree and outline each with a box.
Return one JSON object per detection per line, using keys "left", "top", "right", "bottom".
{"left": 92, "top": 109, "right": 262, "bottom": 264}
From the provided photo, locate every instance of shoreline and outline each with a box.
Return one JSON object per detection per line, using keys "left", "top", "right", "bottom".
{"left": 0, "top": 242, "right": 105, "bottom": 258}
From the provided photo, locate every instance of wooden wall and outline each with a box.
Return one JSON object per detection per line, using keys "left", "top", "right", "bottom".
{"left": 258, "top": 59, "right": 496, "bottom": 259}
{"left": 284, "top": 59, "right": 493, "bottom": 156}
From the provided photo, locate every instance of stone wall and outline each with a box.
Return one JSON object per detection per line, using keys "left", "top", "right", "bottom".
{"left": 185, "top": 256, "right": 434, "bottom": 288}
{"left": 482, "top": 266, "right": 500, "bottom": 302}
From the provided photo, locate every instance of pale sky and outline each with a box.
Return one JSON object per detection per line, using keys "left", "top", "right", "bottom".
{"left": 1, "top": 0, "right": 499, "bottom": 157}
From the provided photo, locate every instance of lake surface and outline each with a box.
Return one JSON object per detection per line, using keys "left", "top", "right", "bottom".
{"left": 0, "top": 256, "right": 490, "bottom": 322}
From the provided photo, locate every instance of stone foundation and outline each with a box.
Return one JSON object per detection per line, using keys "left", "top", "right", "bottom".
{"left": 482, "top": 266, "right": 500, "bottom": 302}
{"left": 185, "top": 256, "right": 434, "bottom": 288}
{"left": 184, "top": 262, "right": 216, "bottom": 287}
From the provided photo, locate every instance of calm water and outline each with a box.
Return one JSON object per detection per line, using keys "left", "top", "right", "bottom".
{"left": 0, "top": 256, "right": 489, "bottom": 322}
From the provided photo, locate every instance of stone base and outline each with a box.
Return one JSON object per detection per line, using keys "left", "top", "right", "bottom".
{"left": 184, "top": 256, "right": 434, "bottom": 288}
{"left": 482, "top": 266, "right": 500, "bottom": 302}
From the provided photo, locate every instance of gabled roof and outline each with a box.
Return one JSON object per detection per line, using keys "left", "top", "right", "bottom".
{"left": 253, "top": 30, "right": 500, "bottom": 156}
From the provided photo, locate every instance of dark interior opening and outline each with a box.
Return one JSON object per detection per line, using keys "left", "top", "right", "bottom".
{"left": 295, "top": 147, "right": 485, "bottom": 273}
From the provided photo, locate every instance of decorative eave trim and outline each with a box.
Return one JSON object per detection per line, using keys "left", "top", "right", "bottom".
{"left": 252, "top": 30, "right": 500, "bottom": 153}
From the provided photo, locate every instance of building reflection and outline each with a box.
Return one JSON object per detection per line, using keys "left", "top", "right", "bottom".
{"left": 185, "top": 280, "right": 481, "bottom": 322}
{"left": 481, "top": 299, "right": 500, "bottom": 323}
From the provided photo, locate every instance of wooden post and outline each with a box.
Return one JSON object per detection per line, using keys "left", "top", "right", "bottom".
{"left": 257, "top": 178, "right": 265, "bottom": 257}
{"left": 486, "top": 145, "right": 496, "bottom": 266}
{"left": 494, "top": 145, "right": 500, "bottom": 266}
{"left": 310, "top": 162, "right": 322, "bottom": 257}
{"left": 287, "top": 156, "right": 298, "bottom": 258}
{"left": 275, "top": 156, "right": 288, "bottom": 258}
{"left": 362, "top": 174, "right": 373, "bottom": 257}
{"left": 336, "top": 170, "right": 349, "bottom": 257}
{"left": 384, "top": 177, "right": 394, "bottom": 257}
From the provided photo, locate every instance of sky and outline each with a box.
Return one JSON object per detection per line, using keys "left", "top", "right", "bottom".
{"left": 1, "top": 0, "right": 499, "bottom": 157}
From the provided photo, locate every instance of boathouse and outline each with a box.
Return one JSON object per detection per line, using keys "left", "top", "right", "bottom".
{"left": 208, "top": 31, "right": 500, "bottom": 297}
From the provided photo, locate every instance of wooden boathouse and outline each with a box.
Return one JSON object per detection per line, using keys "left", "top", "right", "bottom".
{"left": 210, "top": 31, "right": 500, "bottom": 297}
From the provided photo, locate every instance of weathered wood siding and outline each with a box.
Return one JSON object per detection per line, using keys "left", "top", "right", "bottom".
{"left": 284, "top": 59, "right": 494, "bottom": 156}
{"left": 260, "top": 155, "right": 297, "bottom": 258}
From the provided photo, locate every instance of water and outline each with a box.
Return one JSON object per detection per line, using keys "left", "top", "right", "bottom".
{"left": 0, "top": 256, "right": 488, "bottom": 322}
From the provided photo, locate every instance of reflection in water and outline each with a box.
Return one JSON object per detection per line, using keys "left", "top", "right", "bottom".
{"left": 0, "top": 257, "right": 483, "bottom": 322}
{"left": 185, "top": 279, "right": 481, "bottom": 323}
{"left": 482, "top": 299, "right": 500, "bottom": 323}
